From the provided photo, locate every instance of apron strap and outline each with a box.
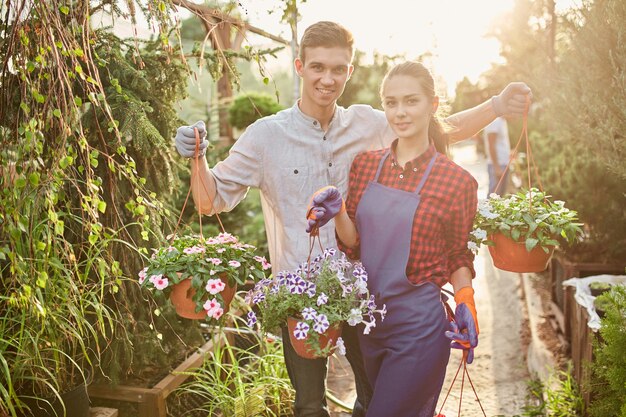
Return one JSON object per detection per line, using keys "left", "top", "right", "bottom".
{"left": 373, "top": 149, "right": 391, "bottom": 182}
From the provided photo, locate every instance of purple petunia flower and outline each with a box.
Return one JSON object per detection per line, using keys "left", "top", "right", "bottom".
{"left": 302, "top": 307, "right": 317, "bottom": 321}
{"left": 305, "top": 282, "right": 317, "bottom": 297}
{"left": 313, "top": 314, "right": 330, "bottom": 334}
{"left": 317, "top": 293, "right": 328, "bottom": 306}
{"left": 288, "top": 276, "right": 307, "bottom": 295}
{"left": 247, "top": 311, "right": 257, "bottom": 327}
{"left": 335, "top": 337, "right": 346, "bottom": 355}
{"left": 293, "top": 321, "right": 310, "bottom": 340}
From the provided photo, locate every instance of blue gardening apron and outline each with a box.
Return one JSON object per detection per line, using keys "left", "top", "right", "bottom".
{"left": 356, "top": 149, "right": 450, "bottom": 417}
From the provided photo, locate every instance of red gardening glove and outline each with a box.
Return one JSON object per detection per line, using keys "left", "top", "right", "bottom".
{"left": 445, "top": 287, "right": 479, "bottom": 363}
{"left": 305, "top": 186, "right": 346, "bottom": 233}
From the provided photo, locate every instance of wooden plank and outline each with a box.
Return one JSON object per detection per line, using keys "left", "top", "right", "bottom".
{"left": 88, "top": 385, "right": 157, "bottom": 403}
{"left": 152, "top": 335, "right": 222, "bottom": 397}
{"left": 138, "top": 390, "right": 167, "bottom": 417}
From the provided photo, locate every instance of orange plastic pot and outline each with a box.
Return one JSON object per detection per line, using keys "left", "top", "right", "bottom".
{"left": 488, "top": 233, "right": 555, "bottom": 273}
{"left": 287, "top": 317, "right": 342, "bottom": 359}
{"left": 169, "top": 274, "right": 237, "bottom": 320}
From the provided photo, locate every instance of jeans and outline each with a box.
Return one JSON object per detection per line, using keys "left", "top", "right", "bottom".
{"left": 282, "top": 324, "right": 372, "bottom": 417}
{"left": 487, "top": 163, "right": 509, "bottom": 196}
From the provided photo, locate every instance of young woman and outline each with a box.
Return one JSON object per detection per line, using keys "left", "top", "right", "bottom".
{"left": 306, "top": 61, "right": 479, "bottom": 416}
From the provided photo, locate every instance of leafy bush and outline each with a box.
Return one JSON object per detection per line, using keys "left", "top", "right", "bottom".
{"left": 589, "top": 285, "right": 626, "bottom": 417}
{"left": 533, "top": 0, "right": 626, "bottom": 263}
{"left": 228, "top": 92, "right": 284, "bottom": 130}
{"left": 175, "top": 321, "right": 294, "bottom": 417}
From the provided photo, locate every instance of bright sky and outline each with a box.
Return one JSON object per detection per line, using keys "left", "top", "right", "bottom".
{"left": 102, "top": 0, "right": 580, "bottom": 97}
{"left": 237, "top": 0, "right": 515, "bottom": 96}
{"left": 235, "top": 0, "right": 579, "bottom": 97}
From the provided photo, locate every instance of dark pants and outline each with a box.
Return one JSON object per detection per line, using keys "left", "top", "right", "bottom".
{"left": 282, "top": 324, "right": 371, "bottom": 417}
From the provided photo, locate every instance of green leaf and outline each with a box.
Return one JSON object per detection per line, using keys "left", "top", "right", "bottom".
{"left": 36, "top": 271, "right": 48, "bottom": 288}
{"left": 53, "top": 108, "right": 62, "bottom": 118}
{"left": 525, "top": 238, "right": 539, "bottom": 252}
{"left": 97, "top": 200, "right": 107, "bottom": 213}
{"left": 28, "top": 172, "right": 40, "bottom": 186}
{"left": 15, "top": 177, "right": 27, "bottom": 188}
{"left": 59, "top": 5, "right": 69, "bottom": 14}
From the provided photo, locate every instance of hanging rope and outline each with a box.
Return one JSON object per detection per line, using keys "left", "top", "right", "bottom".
{"left": 437, "top": 351, "right": 487, "bottom": 417}
{"left": 491, "top": 96, "right": 547, "bottom": 212}
{"left": 170, "top": 127, "right": 225, "bottom": 243}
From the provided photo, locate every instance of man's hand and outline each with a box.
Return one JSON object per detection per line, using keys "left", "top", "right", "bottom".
{"left": 175, "top": 121, "right": 209, "bottom": 158}
{"left": 445, "top": 287, "right": 479, "bottom": 364}
{"left": 305, "top": 186, "right": 346, "bottom": 233}
{"left": 492, "top": 82, "right": 533, "bottom": 117}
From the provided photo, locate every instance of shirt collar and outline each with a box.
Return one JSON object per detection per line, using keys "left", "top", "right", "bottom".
{"left": 293, "top": 100, "right": 339, "bottom": 129}
{"left": 390, "top": 139, "right": 436, "bottom": 169}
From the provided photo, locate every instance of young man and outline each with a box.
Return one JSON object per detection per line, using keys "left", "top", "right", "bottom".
{"left": 483, "top": 115, "right": 511, "bottom": 195}
{"left": 174, "top": 21, "right": 531, "bottom": 417}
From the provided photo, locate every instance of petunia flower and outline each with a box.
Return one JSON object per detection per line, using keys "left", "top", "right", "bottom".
{"left": 293, "top": 321, "right": 310, "bottom": 340}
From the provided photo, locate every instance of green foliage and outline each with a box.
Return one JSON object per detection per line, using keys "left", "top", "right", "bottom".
{"left": 544, "top": 366, "right": 584, "bottom": 417}
{"left": 517, "top": 367, "right": 583, "bottom": 417}
{"left": 337, "top": 50, "right": 402, "bottom": 108}
{"left": 228, "top": 92, "right": 284, "bottom": 130}
{"left": 175, "top": 322, "right": 294, "bottom": 416}
{"left": 470, "top": 188, "right": 584, "bottom": 252}
{"left": 589, "top": 285, "right": 626, "bottom": 417}
{"left": 0, "top": 1, "right": 197, "bottom": 413}
{"left": 531, "top": 0, "right": 626, "bottom": 262}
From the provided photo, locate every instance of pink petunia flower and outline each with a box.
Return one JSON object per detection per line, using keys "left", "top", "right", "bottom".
{"left": 228, "top": 260, "right": 241, "bottom": 268}
{"left": 153, "top": 276, "right": 169, "bottom": 290}
{"left": 205, "top": 278, "right": 226, "bottom": 295}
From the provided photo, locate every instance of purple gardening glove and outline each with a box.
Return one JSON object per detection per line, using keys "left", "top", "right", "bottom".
{"left": 175, "top": 121, "right": 209, "bottom": 158}
{"left": 305, "top": 186, "right": 346, "bottom": 233}
{"left": 445, "top": 303, "right": 479, "bottom": 364}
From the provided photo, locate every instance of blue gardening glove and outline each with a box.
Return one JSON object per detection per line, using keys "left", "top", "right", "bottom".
{"left": 305, "top": 186, "right": 346, "bottom": 233}
{"left": 175, "top": 121, "right": 209, "bottom": 158}
{"left": 445, "top": 287, "right": 479, "bottom": 364}
{"left": 491, "top": 82, "right": 533, "bottom": 117}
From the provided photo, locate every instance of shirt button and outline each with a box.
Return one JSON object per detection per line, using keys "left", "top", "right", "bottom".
{"left": 328, "top": 162, "right": 333, "bottom": 167}
{"left": 313, "top": 121, "right": 318, "bottom": 126}
{"left": 323, "top": 136, "right": 327, "bottom": 140}
{"left": 413, "top": 168, "right": 417, "bottom": 172}
{"left": 294, "top": 169, "right": 299, "bottom": 174}
{"left": 399, "top": 174, "right": 404, "bottom": 179}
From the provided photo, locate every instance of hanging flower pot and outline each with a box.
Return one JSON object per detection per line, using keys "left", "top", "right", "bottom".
{"left": 488, "top": 233, "right": 555, "bottom": 273}
{"left": 287, "top": 316, "right": 343, "bottom": 359}
{"left": 170, "top": 275, "right": 237, "bottom": 320}
{"left": 469, "top": 189, "right": 583, "bottom": 273}
{"left": 139, "top": 233, "right": 271, "bottom": 324}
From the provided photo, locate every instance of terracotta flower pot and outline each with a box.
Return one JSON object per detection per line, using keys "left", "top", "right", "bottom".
{"left": 488, "top": 233, "right": 555, "bottom": 273}
{"left": 169, "top": 275, "right": 237, "bottom": 320}
{"left": 287, "top": 317, "right": 342, "bottom": 359}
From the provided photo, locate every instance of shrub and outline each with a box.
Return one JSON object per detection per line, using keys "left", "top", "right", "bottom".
{"left": 589, "top": 285, "right": 626, "bottom": 417}
{"left": 228, "top": 92, "right": 284, "bottom": 130}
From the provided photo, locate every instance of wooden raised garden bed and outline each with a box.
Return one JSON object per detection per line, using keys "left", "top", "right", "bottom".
{"left": 88, "top": 333, "right": 231, "bottom": 417}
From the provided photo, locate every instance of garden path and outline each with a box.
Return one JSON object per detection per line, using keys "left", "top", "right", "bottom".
{"left": 327, "top": 141, "right": 531, "bottom": 417}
